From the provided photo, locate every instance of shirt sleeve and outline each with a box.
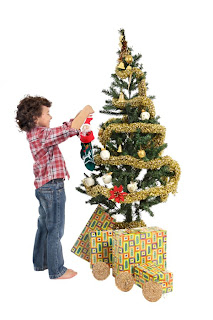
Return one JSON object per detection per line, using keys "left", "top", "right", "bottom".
{"left": 41, "top": 119, "right": 80, "bottom": 148}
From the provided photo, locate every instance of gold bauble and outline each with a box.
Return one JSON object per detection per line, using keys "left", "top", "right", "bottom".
{"left": 126, "top": 65, "right": 132, "bottom": 70}
{"left": 117, "top": 61, "right": 125, "bottom": 69}
{"left": 138, "top": 149, "right": 146, "bottom": 158}
{"left": 125, "top": 54, "right": 133, "bottom": 64}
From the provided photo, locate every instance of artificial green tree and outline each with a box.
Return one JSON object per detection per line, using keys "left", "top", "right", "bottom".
{"left": 77, "top": 29, "right": 180, "bottom": 226}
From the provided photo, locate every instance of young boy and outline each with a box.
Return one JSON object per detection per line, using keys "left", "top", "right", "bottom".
{"left": 16, "top": 95, "right": 94, "bottom": 279}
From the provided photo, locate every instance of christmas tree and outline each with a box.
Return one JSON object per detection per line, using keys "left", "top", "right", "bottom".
{"left": 77, "top": 29, "right": 181, "bottom": 227}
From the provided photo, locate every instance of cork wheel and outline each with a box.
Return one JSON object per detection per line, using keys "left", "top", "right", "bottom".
{"left": 142, "top": 281, "right": 162, "bottom": 302}
{"left": 92, "top": 262, "right": 110, "bottom": 280}
{"left": 115, "top": 272, "right": 134, "bottom": 292}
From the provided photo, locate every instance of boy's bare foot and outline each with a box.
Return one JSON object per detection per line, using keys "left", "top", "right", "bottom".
{"left": 56, "top": 269, "right": 77, "bottom": 280}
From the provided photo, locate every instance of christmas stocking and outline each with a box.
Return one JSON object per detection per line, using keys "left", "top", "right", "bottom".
{"left": 80, "top": 116, "right": 95, "bottom": 171}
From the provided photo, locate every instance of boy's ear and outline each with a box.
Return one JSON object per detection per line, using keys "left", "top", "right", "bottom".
{"left": 33, "top": 115, "right": 38, "bottom": 126}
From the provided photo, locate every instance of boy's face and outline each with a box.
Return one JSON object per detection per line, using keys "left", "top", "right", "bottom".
{"left": 36, "top": 105, "right": 52, "bottom": 128}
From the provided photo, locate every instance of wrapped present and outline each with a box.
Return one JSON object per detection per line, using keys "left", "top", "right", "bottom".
{"left": 90, "top": 230, "right": 114, "bottom": 268}
{"left": 112, "top": 227, "right": 167, "bottom": 276}
{"left": 134, "top": 262, "right": 173, "bottom": 293}
{"left": 71, "top": 205, "right": 115, "bottom": 262}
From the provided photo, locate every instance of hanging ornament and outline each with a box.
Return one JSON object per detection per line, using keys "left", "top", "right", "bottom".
{"left": 117, "top": 61, "right": 125, "bottom": 69}
{"left": 109, "top": 185, "right": 128, "bottom": 203}
{"left": 100, "top": 148, "right": 110, "bottom": 160}
{"left": 102, "top": 172, "right": 112, "bottom": 184}
{"left": 84, "top": 177, "right": 95, "bottom": 187}
{"left": 138, "top": 149, "right": 146, "bottom": 158}
{"left": 117, "top": 144, "right": 122, "bottom": 153}
{"left": 125, "top": 54, "right": 133, "bottom": 64}
{"left": 141, "top": 109, "right": 150, "bottom": 121}
{"left": 126, "top": 65, "right": 132, "bottom": 71}
{"left": 79, "top": 116, "right": 95, "bottom": 171}
{"left": 127, "top": 181, "right": 138, "bottom": 193}
{"left": 118, "top": 91, "right": 125, "bottom": 103}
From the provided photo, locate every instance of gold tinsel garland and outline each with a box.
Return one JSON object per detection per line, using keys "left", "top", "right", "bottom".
{"left": 83, "top": 155, "right": 181, "bottom": 203}
{"left": 99, "top": 122, "right": 166, "bottom": 148}
{"left": 112, "top": 67, "right": 155, "bottom": 118}
{"left": 112, "top": 220, "right": 146, "bottom": 230}
{"left": 115, "top": 67, "right": 146, "bottom": 96}
{"left": 112, "top": 68, "right": 155, "bottom": 118}
{"left": 112, "top": 96, "right": 155, "bottom": 118}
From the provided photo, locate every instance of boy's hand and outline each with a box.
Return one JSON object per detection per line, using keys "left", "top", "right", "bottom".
{"left": 84, "top": 105, "right": 94, "bottom": 115}
{"left": 74, "top": 106, "right": 94, "bottom": 119}
{"left": 71, "top": 105, "right": 94, "bottom": 130}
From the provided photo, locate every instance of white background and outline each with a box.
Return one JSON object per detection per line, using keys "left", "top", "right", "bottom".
{"left": 1, "top": 0, "right": 212, "bottom": 319}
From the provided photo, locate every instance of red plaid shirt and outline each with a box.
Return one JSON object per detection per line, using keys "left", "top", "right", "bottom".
{"left": 26, "top": 119, "right": 80, "bottom": 189}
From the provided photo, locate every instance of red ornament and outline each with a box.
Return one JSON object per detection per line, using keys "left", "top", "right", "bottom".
{"left": 109, "top": 185, "right": 128, "bottom": 203}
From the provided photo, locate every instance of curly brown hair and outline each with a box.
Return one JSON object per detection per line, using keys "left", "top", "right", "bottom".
{"left": 15, "top": 95, "right": 52, "bottom": 132}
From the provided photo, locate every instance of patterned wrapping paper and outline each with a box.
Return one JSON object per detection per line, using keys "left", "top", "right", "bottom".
{"left": 112, "top": 227, "right": 167, "bottom": 276}
{"left": 134, "top": 262, "right": 173, "bottom": 293}
{"left": 71, "top": 205, "right": 115, "bottom": 262}
{"left": 90, "top": 230, "right": 114, "bottom": 268}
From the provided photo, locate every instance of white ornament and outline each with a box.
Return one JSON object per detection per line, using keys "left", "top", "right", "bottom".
{"left": 102, "top": 173, "right": 112, "bottom": 184}
{"left": 84, "top": 177, "right": 95, "bottom": 187}
{"left": 127, "top": 181, "right": 138, "bottom": 193}
{"left": 141, "top": 111, "right": 150, "bottom": 121}
{"left": 100, "top": 149, "right": 110, "bottom": 161}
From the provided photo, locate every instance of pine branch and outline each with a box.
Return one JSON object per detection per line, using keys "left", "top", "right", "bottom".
{"left": 100, "top": 110, "right": 125, "bottom": 115}
{"left": 75, "top": 187, "right": 87, "bottom": 194}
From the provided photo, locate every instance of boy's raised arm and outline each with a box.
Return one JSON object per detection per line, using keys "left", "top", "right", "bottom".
{"left": 41, "top": 105, "right": 94, "bottom": 148}
{"left": 71, "top": 105, "right": 94, "bottom": 130}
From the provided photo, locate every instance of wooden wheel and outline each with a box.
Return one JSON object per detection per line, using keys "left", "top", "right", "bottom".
{"left": 92, "top": 262, "right": 110, "bottom": 280}
{"left": 142, "top": 281, "right": 162, "bottom": 302}
{"left": 115, "top": 272, "right": 134, "bottom": 292}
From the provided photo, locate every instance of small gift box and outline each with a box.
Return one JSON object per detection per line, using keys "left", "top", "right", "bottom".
{"left": 134, "top": 262, "right": 173, "bottom": 293}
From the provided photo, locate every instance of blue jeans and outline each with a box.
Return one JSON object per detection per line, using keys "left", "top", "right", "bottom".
{"left": 33, "top": 179, "right": 67, "bottom": 279}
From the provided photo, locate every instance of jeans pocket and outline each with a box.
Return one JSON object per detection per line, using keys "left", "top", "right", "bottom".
{"left": 58, "top": 186, "right": 66, "bottom": 202}
{"left": 37, "top": 189, "right": 54, "bottom": 209}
